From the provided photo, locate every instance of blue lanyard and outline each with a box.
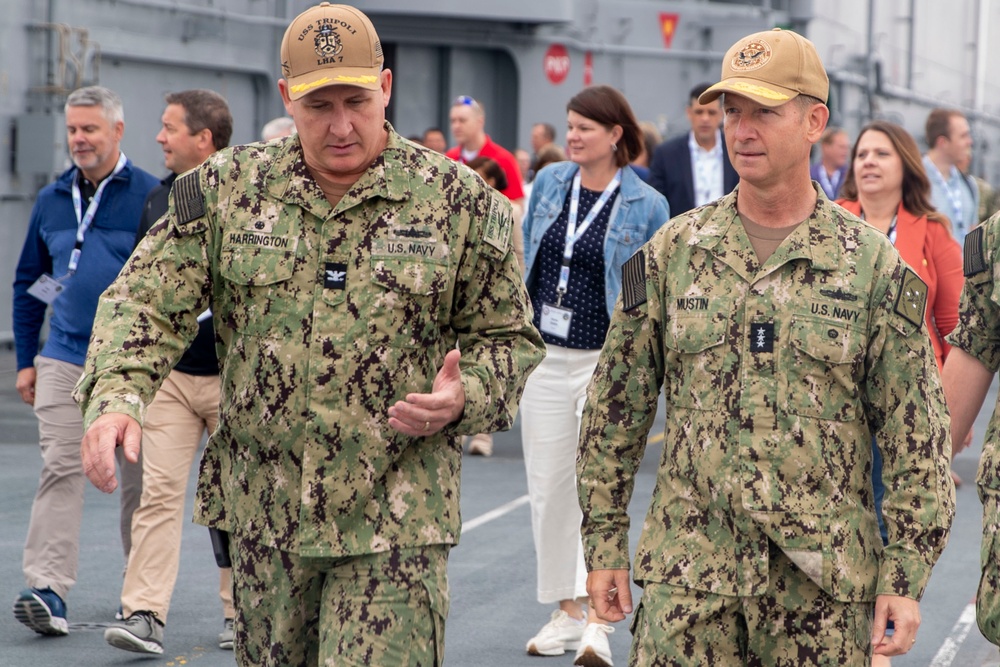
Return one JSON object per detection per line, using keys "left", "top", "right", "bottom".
{"left": 68, "top": 152, "right": 128, "bottom": 275}
{"left": 816, "top": 167, "right": 841, "bottom": 199}
{"left": 557, "top": 168, "right": 621, "bottom": 301}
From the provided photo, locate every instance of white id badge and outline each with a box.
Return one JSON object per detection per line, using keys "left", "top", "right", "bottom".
{"left": 26, "top": 274, "right": 65, "bottom": 304}
{"left": 540, "top": 303, "right": 573, "bottom": 339}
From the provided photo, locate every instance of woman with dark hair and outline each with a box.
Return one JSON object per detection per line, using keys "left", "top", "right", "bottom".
{"left": 520, "top": 85, "right": 669, "bottom": 667}
{"left": 837, "top": 120, "right": 962, "bottom": 372}
{"left": 837, "top": 121, "right": 963, "bottom": 667}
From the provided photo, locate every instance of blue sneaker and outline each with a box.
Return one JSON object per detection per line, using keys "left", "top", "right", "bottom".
{"left": 12, "top": 587, "right": 68, "bottom": 636}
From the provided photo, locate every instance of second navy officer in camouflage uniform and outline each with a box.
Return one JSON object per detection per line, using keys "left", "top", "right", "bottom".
{"left": 941, "top": 211, "right": 1000, "bottom": 652}
{"left": 76, "top": 3, "right": 545, "bottom": 666}
{"left": 577, "top": 28, "right": 954, "bottom": 665}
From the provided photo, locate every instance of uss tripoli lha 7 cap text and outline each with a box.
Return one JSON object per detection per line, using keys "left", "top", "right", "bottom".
{"left": 281, "top": 2, "right": 384, "bottom": 100}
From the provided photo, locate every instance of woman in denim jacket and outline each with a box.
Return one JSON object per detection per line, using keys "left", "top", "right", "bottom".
{"left": 521, "top": 85, "right": 669, "bottom": 667}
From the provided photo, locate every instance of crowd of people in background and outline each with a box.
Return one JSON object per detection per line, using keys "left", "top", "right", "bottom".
{"left": 9, "top": 3, "right": 1000, "bottom": 666}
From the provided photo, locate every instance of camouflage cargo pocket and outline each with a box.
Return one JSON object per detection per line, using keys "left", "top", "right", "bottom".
{"left": 663, "top": 305, "right": 729, "bottom": 410}
{"left": 219, "top": 244, "right": 299, "bottom": 339}
{"left": 369, "top": 257, "right": 450, "bottom": 349}
{"left": 783, "top": 315, "right": 864, "bottom": 421}
{"left": 978, "top": 515, "right": 1000, "bottom": 645}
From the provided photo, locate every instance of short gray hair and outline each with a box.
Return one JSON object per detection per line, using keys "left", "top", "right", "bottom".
{"left": 65, "top": 86, "right": 124, "bottom": 125}
{"left": 261, "top": 116, "right": 296, "bottom": 141}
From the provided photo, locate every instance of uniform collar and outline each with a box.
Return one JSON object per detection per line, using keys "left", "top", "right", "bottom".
{"left": 691, "top": 183, "right": 842, "bottom": 274}
{"left": 264, "top": 121, "right": 409, "bottom": 218}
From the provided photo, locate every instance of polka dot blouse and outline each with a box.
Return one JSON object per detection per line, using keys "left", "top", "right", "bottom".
{"left": 529, "top": 185, "right": 618, "bottom": 349}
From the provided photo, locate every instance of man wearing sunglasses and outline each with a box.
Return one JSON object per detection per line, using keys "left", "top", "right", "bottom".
{"left": 447, "top": 95, "right": 525, "bottom": 204}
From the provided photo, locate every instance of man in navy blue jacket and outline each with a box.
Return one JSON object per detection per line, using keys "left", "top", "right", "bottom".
{"left": 11, "top": 85, "right": 158, "bottom": 637}
{"left": 649, "top": 82, "right": 739, "bottom": 216}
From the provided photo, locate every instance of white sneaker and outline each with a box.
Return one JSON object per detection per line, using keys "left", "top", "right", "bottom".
{"left": 526, "top": 609, "right": 586, "bottom": 656}
{"left": 573, "top": 622, "right": 614, "bottom": 667}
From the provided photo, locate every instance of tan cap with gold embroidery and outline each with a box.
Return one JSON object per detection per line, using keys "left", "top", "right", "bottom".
{"left": 699, "top": 28, "right": 828, "bottom": 108}
{"left": 280, "top": 3, "right": 384, "bottom": 99}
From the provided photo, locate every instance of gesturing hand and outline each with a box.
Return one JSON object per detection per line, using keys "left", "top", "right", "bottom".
{"left": 388, "top": 349, "right": 466, "bottom": 437}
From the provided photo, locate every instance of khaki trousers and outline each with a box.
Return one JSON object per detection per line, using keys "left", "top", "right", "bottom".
{"left": 120, "top": 370, "right": 234, "bottom": 622}
{"left": 23, "top": 355, "right": 143, "bottom": 599}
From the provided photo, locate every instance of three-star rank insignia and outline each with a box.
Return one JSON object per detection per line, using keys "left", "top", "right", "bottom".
{"left": 894, "top": 267, "right": 927, "bottom": 328}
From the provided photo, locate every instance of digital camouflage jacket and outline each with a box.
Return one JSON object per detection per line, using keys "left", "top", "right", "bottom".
{"left": 946, "top": 211, "right": 1000, "bottom": 642}
{"left": 77, "top": 126, "right": 545, "bottom": 558}
{"left": 578, "top": 185, "right": 954, "bottom": 603}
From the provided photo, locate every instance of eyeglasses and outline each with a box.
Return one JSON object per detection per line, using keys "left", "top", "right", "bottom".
{"left": 453, "top": 95, "right": 482, "bottom": 111}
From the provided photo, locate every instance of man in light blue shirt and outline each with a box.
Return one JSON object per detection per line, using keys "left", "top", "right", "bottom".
{"left": 923, "top": 108, "right": 979, "bottom": 244}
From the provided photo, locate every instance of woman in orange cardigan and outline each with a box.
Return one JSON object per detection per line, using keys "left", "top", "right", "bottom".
{"left": 837, "top": 120, "right": 963, "bottom": 371}
{"left": 837, "top": 120, "right": 964, "bottom": 667}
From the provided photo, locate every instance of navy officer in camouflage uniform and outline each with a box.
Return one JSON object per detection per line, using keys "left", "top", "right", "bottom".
{"left": 941, "top": 213, "right": 1000, "bottom": 652}
{"left": 75, "top": 3, "right": 544, "bottom": 665}
{"left": 577, "top": 29, "right": 954, "bottom": 665}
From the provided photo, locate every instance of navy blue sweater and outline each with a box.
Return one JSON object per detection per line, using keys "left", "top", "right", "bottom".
{"left": 12, "top": 159, "right": 159, "bottom": 370}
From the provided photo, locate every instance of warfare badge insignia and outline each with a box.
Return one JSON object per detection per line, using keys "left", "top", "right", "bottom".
{"left": 732, "top": 39, "right": 772, "bottom": 71}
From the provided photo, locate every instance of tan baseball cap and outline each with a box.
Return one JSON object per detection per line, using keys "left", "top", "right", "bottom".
{"left": 280, "top": 3, "right": 384, "bottom": 100}
{"left": 699, "top": 28, "right": 828, "bottom": 108}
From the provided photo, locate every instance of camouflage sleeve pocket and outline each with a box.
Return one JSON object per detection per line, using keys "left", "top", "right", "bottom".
{"left": 478, "top": 190, "right": 513, "bottom": 262}
{"left": 169, "top": 170, "right": 210, "bottom": 237}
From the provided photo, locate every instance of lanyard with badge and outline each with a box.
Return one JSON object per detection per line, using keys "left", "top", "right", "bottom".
{"left": 926, "top": 164, "right": 965, "bottom": 232}
{"left": 539, "top": 168, "right": 621, "bottom": 339}
{"left": 27, "top": 152, "right": 128, "bottom": 304}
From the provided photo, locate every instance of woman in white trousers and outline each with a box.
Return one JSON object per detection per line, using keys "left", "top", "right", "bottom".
{"left": 520, "top": 85, "right": 670, "bottom": 667}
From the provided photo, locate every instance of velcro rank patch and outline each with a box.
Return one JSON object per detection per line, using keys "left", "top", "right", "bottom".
{"left": 621, "top": 249, "right": 647, "bottom": 311}
{"left": 749, "top": 322, "right": 774, "bottom": 353}
{"left": 964, "top": 226, "right": 988, "bottom": 277}
{"left": 173, "top": 171, "right": 206, "bottom": 226}
{"left": 894, "top": 267, "right": 927, "bottom": 328}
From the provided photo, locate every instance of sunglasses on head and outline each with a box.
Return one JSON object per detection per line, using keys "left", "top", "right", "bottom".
{"left": 454, "top": 95, "right": 481, "bottom": 110}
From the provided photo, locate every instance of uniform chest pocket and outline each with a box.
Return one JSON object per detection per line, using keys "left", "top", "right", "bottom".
{"left": 219, "top": 244, "right": 301, "bottom": 339}
{"left": 369, "top": 257, "right": 450, "bottom": 349}
{"left": 663, "top": 310, "right": 729, "bottom": 410}
{"left": 783, "top": 316, "right": 865, "bottom": 421}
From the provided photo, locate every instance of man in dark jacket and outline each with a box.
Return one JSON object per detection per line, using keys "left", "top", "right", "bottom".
{"left": 649, "top": 82, "right": 739, "bottom": 215}
{"left": 102, "top": 89, "right": 235, "bottom": 656}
